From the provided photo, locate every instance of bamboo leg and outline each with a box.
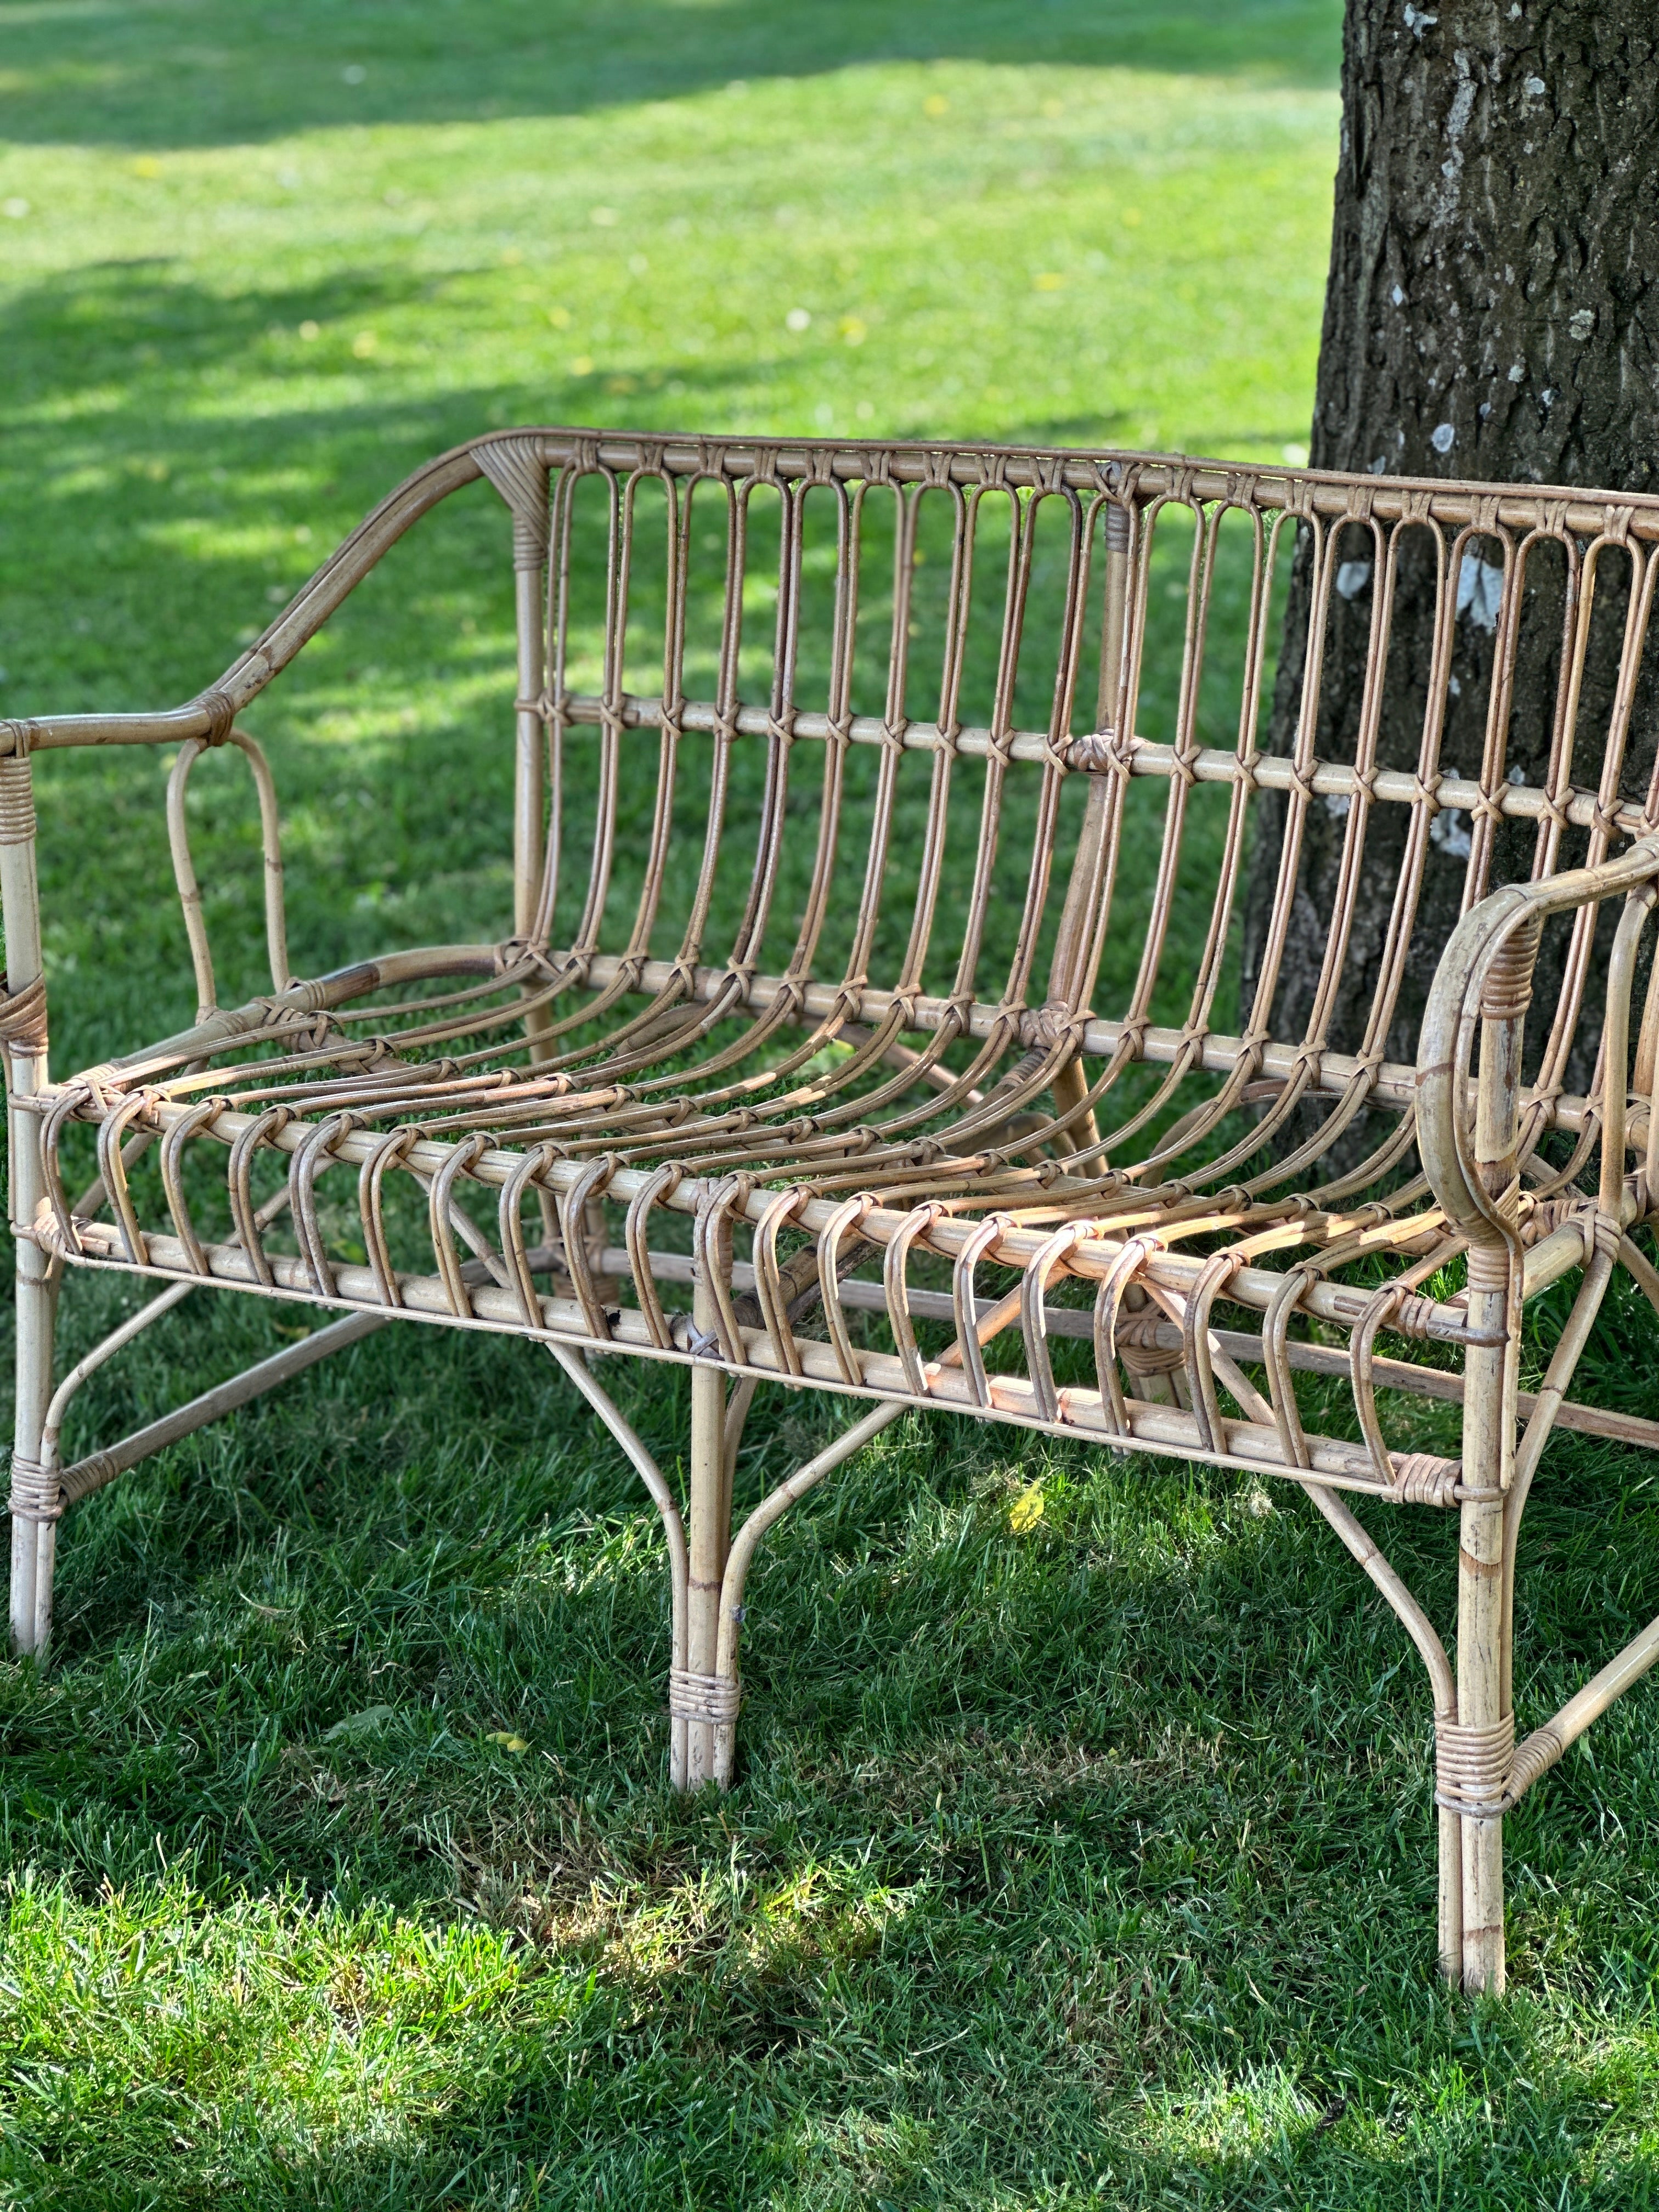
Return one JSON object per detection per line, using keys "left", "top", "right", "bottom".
{"left": 711, "top": 1376, "right": 758, "bottom": 1787}
{"left": 9, "top": 1252, "right": 58, "bottom": 1656}
{"left": 1438, "top": 1794, "right": 1465, "bottom": 1985}
{"left": 682, "top": 1278, "right": 734, "bottom": 1790}
{"left": 1456, "top": 1469, "right": 1507, "bottom": 1993}
{"left": 545, "top": 1343, "right": 692, "bottom": 1789}
{"left": 1300, "top": 1477, "right": 1463, "bottom": 1978}
{"left": 2, "top": 746, "right": 57, "bottom": 1656}
{"left": 721, "top": 1376, "right": 758, "bottom": 1546}
{"left": 1452, "top": 923, "right": 1534, "bottom": 1995}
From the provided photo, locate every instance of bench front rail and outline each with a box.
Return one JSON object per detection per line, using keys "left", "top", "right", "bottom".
{"left": 6, "top": 430, "right": 1659, "bottom": 1995}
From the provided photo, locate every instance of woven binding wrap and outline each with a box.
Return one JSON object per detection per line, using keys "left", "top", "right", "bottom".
{"left": 1505, "top": 1722, "right": 1567, "bottom": 1805}
{"left": 1435, "top": 1712, "right": 1515, "bottom": 1818}
{"left": 0, "top": 972, "right": 48, "bottom": 1054}
{"left": 8, "top": 1455, "right": 63, "bottom": 1525}
{"left": 1464, "top": 1240, "right": 1512, "bottom": 1295}
{"left": 1479, "top": 913, "right": 1543, "bottom": 1022}
{"left": 1388, "top": 1453, "right": 1463, "bottom": 1507}
{"left": 1115, "top": 1307, "right": 1183, "bottom": 1377}
{"left": 0, "top": 753, "right": 36, "bottom": 845}
{"left": 668, "top": 1667, "right": 742, "bottom": 1725}
{"left": 1387, "top": 1294, "right": 1447, "bottom": 1340}
{"left": 1528, "top": 1204, "right": 1623, "bottom": 1268}
{"left": 476, "top": 435, "right": 551, "bottom": 572}
{"left": 58, "top": 1451, "right": 120, "bottom": 1509}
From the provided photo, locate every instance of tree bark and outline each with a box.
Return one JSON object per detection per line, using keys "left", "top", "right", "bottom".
{"left": 1242, "top": 0, "right": 1659, "bottom": 1084}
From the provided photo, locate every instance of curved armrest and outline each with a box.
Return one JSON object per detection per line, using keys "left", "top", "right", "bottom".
{"left": 0, "top": 442, "right": 485, "bottom": 759}
{"left": 1418, "top": 835, "right": 1659, "bottom": 1249}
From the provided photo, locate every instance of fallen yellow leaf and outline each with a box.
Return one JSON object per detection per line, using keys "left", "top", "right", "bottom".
{"left": 1008, "top": 1482, "right": 1045, "bottom": 1534}
{"left": 486, "top": 1730, "right": 529, "bottom": 1753}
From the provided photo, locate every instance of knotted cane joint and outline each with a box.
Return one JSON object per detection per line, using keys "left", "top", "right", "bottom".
{"left": 1436, "top": 1709, "right": 1570, "bottom": 1816}
{"left": 1387, "top": 1452, "right": 1463, "bottom": 1507}
{"left": 1435, "top": 1712, "right": 1514, "bottom": 1819}
{"left": 1115, "top": 1306, "right": 1183, "bottom": 1377}
{"left": 8, "top": 1455, "right": 63, "bottom": 1526}
{"left": 668, "top": 1667, "right": 741, "bottom": 1725}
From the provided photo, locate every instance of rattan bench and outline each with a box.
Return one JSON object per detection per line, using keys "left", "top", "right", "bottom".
{"left": 8, "top": 429, "right": 1659, "bottom": 1995}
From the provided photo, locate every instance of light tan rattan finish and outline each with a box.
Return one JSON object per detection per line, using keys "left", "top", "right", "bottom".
{"left": 8, "top": 428, "right": 1659, "bottom": 1994}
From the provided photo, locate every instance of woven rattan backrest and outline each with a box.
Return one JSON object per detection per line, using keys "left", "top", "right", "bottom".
{"left": 57, "top": 427, "right": 1651, "bottom": 1159}
{"left": 515, "top": 436, "right": 1659, "bottom": 1109}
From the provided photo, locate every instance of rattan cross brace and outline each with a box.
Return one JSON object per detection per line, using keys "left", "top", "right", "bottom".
{"left": 9, "top": 428, "right": 1659, "bottom": 1995}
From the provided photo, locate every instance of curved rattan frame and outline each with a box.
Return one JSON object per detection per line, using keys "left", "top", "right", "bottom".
{"left": 8, "top": 427, "right": 1659, "bottom": 1993}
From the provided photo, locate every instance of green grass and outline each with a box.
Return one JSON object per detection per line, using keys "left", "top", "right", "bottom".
{"left": 9, "top": 3, "right": 1659, "bottom": 2206}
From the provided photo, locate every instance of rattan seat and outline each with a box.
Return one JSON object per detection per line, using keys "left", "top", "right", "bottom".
{"left": 33, "top": 938, "right": 1495, "bottom": 1496}
{"left": 9, "top": 427, "right": 1659, "bottom": 1994}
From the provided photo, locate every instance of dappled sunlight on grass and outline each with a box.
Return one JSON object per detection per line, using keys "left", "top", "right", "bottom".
{"left": 7, "top": 1284, "right": 1659, "bottom": 2199}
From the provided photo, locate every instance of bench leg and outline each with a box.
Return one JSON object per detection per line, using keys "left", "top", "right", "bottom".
{"left": 1456, "top": 1489, "right": 1506, "bottom": 1993}
{"left": 9, "top": 1253, "right": 59, "bottom": 1656}
{"left": 682, "top": 1344, "right": 739, "bottom": 1789}
{"left": 1454, "top": 1281, "right": 1513, "bottom": 1995}
{"left": 1437, "top": 1792, "right": 1465, "bottom": 1985}
{"left": 1443, "top": 927, "right": 1532, "bottom": 1995}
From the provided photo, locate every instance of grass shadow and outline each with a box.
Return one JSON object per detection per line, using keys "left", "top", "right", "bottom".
{"left": 7, "top": 1282, "right": 1659, "bottom": 2200}
{"left": 0, "top": 0, "right": 1342, "bottom": 156}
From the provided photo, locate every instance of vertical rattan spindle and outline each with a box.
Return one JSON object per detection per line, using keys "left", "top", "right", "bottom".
{"left": 1047, "top": 499, "right": 1132, "bottom": 1164}
{"left": 487, "top": 439, "right": 559, "bottom": 1248}
{"left": 509, "top": 463, "right": 551, "bottom": 954}
{"left": 1, "top": 746, "right": 58, "bottom": 1655}
{"left": 1455, "top": 913, "right": 1539, "bottom": 1993}
{"left": 513, "top": 568, "right": 546, "bottom": 944}
{"left": 476, "top": 434, "right": 554, "bottom": 987}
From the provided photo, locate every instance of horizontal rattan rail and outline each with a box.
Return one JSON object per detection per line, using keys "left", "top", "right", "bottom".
{"left": 8, "top": 427, "right": 1659, "bottom": 1997}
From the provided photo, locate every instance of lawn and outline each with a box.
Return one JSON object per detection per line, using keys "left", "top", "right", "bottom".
{"left": 7, "top": 3, "right": 1659, "bottom": 2206}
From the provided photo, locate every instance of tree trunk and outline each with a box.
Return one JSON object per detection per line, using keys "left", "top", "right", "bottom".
{"left": 1242, "top": 0, "right": 1659, "bottom": 1083}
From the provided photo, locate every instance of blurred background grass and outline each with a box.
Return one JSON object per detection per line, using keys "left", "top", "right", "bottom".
{"left": 8, "top": 5, "right": 1659, "bottom": 2209}
{"left": 1, "top": 0, "right": 1336, "bottom": 1076}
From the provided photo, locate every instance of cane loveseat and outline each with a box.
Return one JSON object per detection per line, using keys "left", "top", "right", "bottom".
{"left": 8, "top": 428, "right": 1659, "bottom": 1995}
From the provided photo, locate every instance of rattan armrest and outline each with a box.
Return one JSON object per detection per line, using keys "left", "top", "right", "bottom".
{"left": 1418, "top": 834, "right": 1659, "bottom": 1250}
{"left": 1, "top": 441, "right": 483, "bottom": 759}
